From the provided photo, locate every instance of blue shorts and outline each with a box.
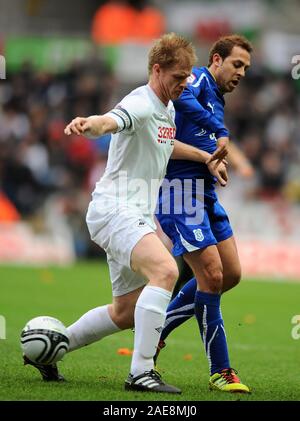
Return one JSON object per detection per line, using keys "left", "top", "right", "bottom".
{"left": 156, "top": 187, "right": 233, "bottom": 256}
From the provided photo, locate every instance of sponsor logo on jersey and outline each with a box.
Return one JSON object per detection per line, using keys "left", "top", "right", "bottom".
{"left": 192, "top": 73, "right": 209, "bottom": 88}
{"left": 156, "top": 126, "right": 176, "bottom": 144}
{"left": 187, "top": 73, "right": 196, "bottom": 84}
{"left": 195, "top": 129, "right": 207, "bottom": 137}
{"left": 138, "top": 219, "right": 146, "bottom": 227}
{"left": 193, "top": 228, "right": 204, "bottom": 242}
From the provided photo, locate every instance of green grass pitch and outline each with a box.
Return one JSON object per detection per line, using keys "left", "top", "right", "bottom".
{"left": 0, "top": 262, "right": 299, "bottom": 401}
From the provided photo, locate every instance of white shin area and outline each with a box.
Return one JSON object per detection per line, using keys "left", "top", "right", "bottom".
{"left": 67, "top": 305, "right": 120, "bottom": 352}
{"left": 130, "top": 285, "right": 171, "bottom": 377}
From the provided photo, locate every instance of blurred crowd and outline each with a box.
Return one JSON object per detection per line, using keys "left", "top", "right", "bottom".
{"left": 0, "top": 54, "right": 300, "bottom": 256}
{"left": 225, "top": 69, "right": 300, "bottom": 203}
{"left": 0, "top": 59, "right": 116, "bottom": 256}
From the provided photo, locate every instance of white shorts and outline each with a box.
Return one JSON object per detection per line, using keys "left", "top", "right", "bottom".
{"left": 86, "top": 201, "right": 155, "bottom": 296}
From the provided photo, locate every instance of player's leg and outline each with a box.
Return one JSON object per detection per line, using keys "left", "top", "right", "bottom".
{"left": 184, "top": 246, "right": 227, "bottom": 367}
{"left": 125, "top": 232, "right": 181, "bottom": 393}
{"left": 159, "top": 276, "right": 196, "bottom": 343}
{"left": 23, "top": 293, "right": 132, "bottom": 382}
{"left": 130, "top": 233, "right": 179, "bottom": 373}
{"left": 178, "top": 191, "right": 248, "bottom": 392}
{"left": 67, "top": 287, "right": 144, "bottom": 352}
{"left": 154, "top": 204, "right": 217, "bottom": 355}
{"left": 172, "top": 257, "right": 194, "bottom": 297}
{"left": 156, "top": 229, "right": 240, "bottom": 352}
{"left": 24, "top": 274, "right": 143, "bottom": 382}
{"left": 155, "top": 217, "right": 193, "bottom": 297}
{"left": 217, "top": 236, "right": 241, "bottom": 292}
{"left": 67, "top": 247, "right": 151, "bottom": 352}
{"left": 24, "top": 204, "right": 147, "bottom": 382}
{"left": 152, "top": 273, "right": 196, "bottom": 367}
{"left": 184, "top": 248, "right": 249, "bottom": 393}
{"left": 209, "top": 195, "right": 241, "bottom": 294}
{"left": 159, "top": 235, "right": 241, "bottom": 348}
{"left": 87, "top": 204, "right": 181, "bottom": 392}
{"left": 158, "top": 236, "right": 240, "bottom": 348}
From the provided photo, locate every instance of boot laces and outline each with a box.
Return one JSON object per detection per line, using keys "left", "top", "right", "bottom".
{"left": 220, "top": 368, "right": 240, "bottom": 384}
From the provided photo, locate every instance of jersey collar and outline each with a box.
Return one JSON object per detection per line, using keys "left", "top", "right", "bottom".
{"left": 202, "top": 67, "right": 225, "bottom": 103}
{"left": 146, "top": 84, "right": 170, "bottom": 111}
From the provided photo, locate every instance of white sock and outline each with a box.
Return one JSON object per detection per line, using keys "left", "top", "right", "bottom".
{"left": 130, "top": 286, "right": 171, "bottom": 377}
{"left": 67, "top": 305, "right": 120, "bottom": 352}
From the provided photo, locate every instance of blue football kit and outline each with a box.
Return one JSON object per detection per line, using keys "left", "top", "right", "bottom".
{"left": 154, "top": 65, "right": 250, "bottom": 391}
{"left": 156, "top": 66, "right": 233, "bottom": 256}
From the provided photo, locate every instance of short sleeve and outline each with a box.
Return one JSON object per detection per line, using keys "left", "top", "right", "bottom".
{"left": 106, "top": 93, "right": 152, "bottom": 134}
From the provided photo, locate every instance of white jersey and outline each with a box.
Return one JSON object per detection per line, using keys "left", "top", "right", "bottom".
{"left": 91, "top": 84, "right": 176, "bottom": 229}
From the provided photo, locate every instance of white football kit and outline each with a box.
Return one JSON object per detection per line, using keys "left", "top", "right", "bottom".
{"left": 86, "top": 84, "right": 176, "bottom": 296}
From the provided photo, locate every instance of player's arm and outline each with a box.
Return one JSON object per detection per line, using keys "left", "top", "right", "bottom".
{"left": 174, "top": 88, "right": 229, "bottom": 164}
{"left": 171, "top": 139, "right": 228, "bottom": 186}
{"left": 171, "top": 139, "right": 210, "bottom": 162}
{"left": 206, "top": 137, "right": 229, "bottom": 165}
{"left": 64, "top": 115, "right": 118, "bottom": 138}
{"left": 227, "top": 142, "right": 254, "bottom": 178}
{"left": 65, "top": 96, "right": 150, "bottom": 138}
{"left": 171, "top": 136, "right": 227, "bottom": 166}
{"left": 174, "top": 89, "right": 228, "bottom": 138}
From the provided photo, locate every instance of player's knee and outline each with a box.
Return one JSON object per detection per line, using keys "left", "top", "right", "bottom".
{"left": 154, "top": 262, "right": 179, "bottom": 290}
{"left": 223, "top": 266, "right": 241, "bottom": 292}
{"left": 231, "top": 268, "right": 241, "bottom": 287}
{"left": 204, "top": 266, "right": 223, "bottom": 294}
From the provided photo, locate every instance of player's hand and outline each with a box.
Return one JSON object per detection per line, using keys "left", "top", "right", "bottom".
{"left": 64, "top": 117, "right": 89, "bottom": 136}
{"left": 206, "top": 137, "right": 229, "bottom": 167}
{"left": 64, "top": 116, "right": 103, "bottom": 138}
{"left": 235, "top": 162, "right": 255, "bottom": 178}
{"left": 207, "top": 160, "right": 228, "bottom": 187}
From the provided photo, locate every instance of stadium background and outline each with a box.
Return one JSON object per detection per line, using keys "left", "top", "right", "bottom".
{"left": 0, "top": 0, "right": 300, "bottom": 402}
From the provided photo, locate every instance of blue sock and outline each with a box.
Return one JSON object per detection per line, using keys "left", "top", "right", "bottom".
{"left": 194, "top": 290, "right": 230, "bottom": 375}
{"left": 160, "top": 277, "right": 197, "bottom": 341}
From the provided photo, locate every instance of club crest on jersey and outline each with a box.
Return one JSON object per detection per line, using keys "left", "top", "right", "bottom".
{"left": 187, "top": 73, "right": 196, "bottom": 84}
{"left": 193, "top": 228, "right": 204, "bottom": 242}
{"left": 156, "top": 126, "right": 176, "bottom": 145}
{"left": 153, "top": 112, "right": 169, "bottom": 122}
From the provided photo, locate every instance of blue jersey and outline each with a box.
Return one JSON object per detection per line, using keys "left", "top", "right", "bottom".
{"left": 166, "top": 66, "right": 229, "bottom": 184}
{"left": 157, "top": 67, "right": 233, "bottom": 255}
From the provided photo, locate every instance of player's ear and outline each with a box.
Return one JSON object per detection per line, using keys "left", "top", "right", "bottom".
{"left": 213, "top": 53, "right": 222, "bottom": 67}
{"left": 152, "top": 63, "right": 161, "bottom": 76}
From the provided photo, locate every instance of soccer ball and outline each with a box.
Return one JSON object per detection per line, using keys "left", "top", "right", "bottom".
{"left": 21, "top": 316, "right": 69, "bottom": 365}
